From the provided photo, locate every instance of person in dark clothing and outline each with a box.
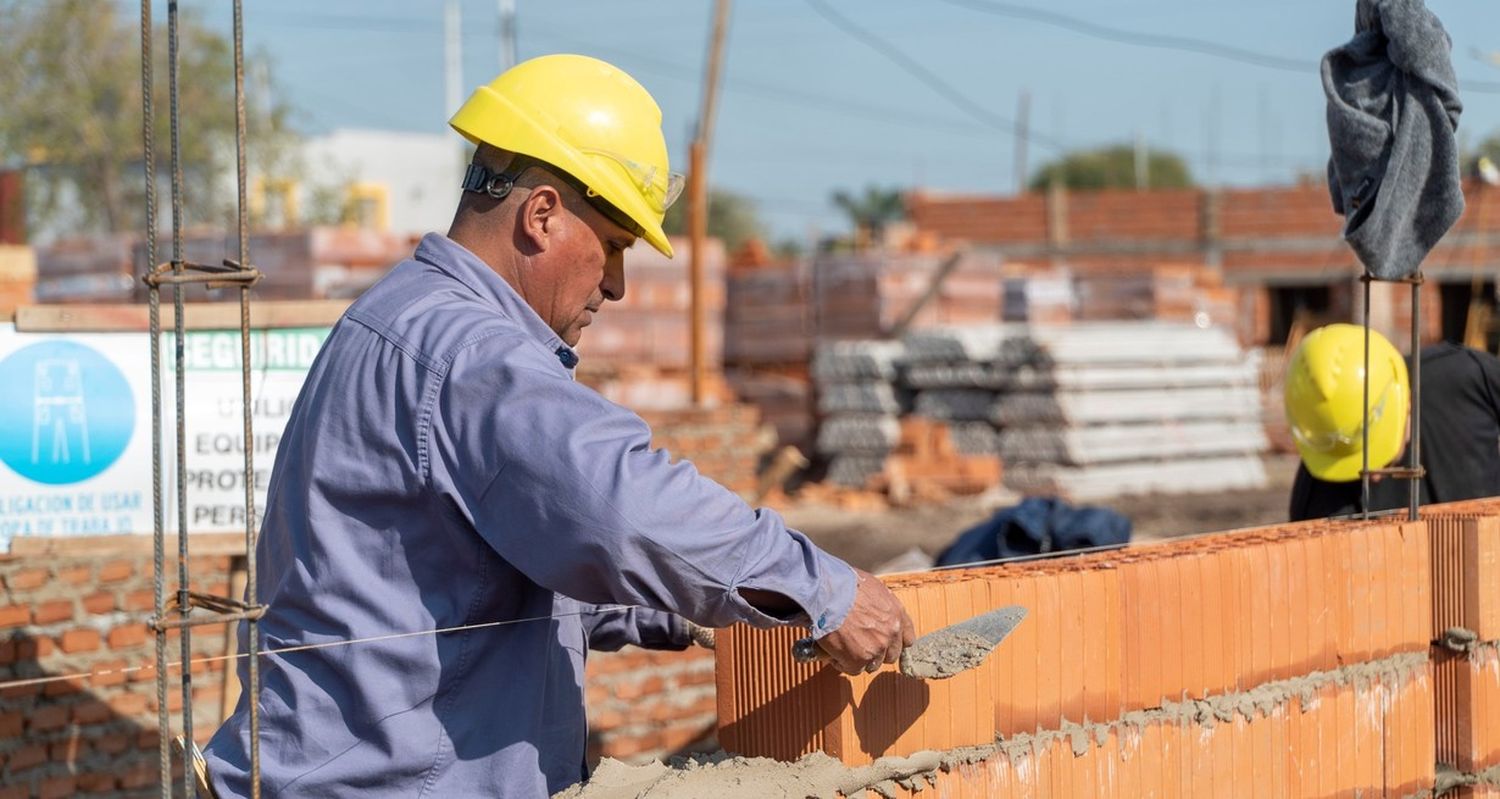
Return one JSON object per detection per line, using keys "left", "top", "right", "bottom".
{"left": 1286, "top": 324, "right": 1500, "bottom": 521}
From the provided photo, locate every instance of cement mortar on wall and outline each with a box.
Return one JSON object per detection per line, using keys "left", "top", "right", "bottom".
{"left": 1434, "top": 763, "right": 1500, "bottom": 795}
{"left": 556, "top": 651, "right": 1430, "bottom": 798}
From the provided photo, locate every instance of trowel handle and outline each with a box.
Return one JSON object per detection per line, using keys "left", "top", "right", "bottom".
{"left": 790, "top": 636, "right": 828, "bottom": 663}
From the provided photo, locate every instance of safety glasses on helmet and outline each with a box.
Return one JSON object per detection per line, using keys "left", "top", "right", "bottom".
{"left": 579, "top": 147, "right": 684, "bottom": 214}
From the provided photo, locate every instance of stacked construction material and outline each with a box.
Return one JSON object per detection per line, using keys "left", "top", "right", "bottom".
{"left": 872, "top": 416, "right": 1004, "bottom": 500}
{"left": 723, "top": 253, "right": 815, "bottom": 449}
{"left": 813, "top": 250, "right": 1005, "bottom": 339}
{"left": 1073, "top": 264, "right": 1194, "bottom": 320}
{"left": 579, "top": 237, "right": 725, "bottom": 372}
{"left": 1002, "top": 263, "right": 1253, "bottom": 345}
{"left": 0, "top": 244, "right": 35, "bottom": 314}
{"left": 812, "top": 340, "right": 906, "bottom": 487}
{"left": 1002, "top": 266, "right": 1074, "bottom": 324}
{"left": 995, "top": 322, "right": 1268, "bottom": 500}
{"left": 903, "top": 325, "right": 1014, "bottom": 460}
{"left": 716, "top": 512, "right": 1439, "bottom": 797}
{"left": 576, "top": 237, "right": 727, "bottom": 410}
{"left": 35, "top": 234, "right": 137, "bottom": 303}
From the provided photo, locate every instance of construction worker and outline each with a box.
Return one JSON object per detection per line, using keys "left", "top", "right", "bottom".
{"left": 203, "top": 54, "right": 913, "bottom": 798}
{"left": 1285, "top": 323, "right": 1500, "bottom": 521}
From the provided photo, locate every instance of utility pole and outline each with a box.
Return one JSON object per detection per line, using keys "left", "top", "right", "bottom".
{"left": 499, "top": 0, "right": 518, "bottom": 70}
{"left": 1134, "top": 130, "right": 1147, "bottom": 191}
{"left": 1013, "top": 90, "right": 1030, "bottom": 194}
{"left": 1205, "top": 84, "right": 1221, "bottom": 188}
{"left": 688, "top": 0, "right": 731, "bottom": 406}
{"left": 444, "top": 0, "right": 463, "bottom": 117}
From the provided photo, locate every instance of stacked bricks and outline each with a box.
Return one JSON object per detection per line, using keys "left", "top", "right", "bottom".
{"left": 871, "top": 417, "right": 1004, "bottom": 501}
{"left": 576, "top": 236, "right": 726, "bottom": 380}
{"left": 0, "top": 553, "right": 238, "bottom": 797}
{"left": 638, "top": 404, "right": 772, "bottom": 498}
{"left": 717, "top": 515, "right": 1439, "bottom": 795}
{"left": 813, "top": 250, "right": 1006, "bottom": 340}
{"left": 723, "top": 250, "right": 816, "bottom": 451}
{"left": 583, "top": 648, "right": 717, "bottom": 762}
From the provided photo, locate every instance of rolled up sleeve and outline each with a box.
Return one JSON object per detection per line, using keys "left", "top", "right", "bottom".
{"left": 578, "top": 603, "right": 689, "bottom": 652}
{"left": 429, "top": 338, "right": 856, "bottom": 637}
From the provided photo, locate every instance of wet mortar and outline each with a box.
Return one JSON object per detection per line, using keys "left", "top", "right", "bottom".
{"left": 898, "top": 630, "right": 994, "bottom": 680}
{"left": 555, "top": 651, "right": 1430, "bottom": 798}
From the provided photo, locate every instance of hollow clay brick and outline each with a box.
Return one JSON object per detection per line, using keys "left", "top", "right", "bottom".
{"left": 1032, "top": 570, "right": 1063, "bottom": 733}
{"left": 1057, "top": 568, "right": 1087, "bottom": 725}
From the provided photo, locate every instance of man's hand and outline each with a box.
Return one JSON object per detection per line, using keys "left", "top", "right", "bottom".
{"left": 815, "top": 568, "right": 915, "bottom": 675}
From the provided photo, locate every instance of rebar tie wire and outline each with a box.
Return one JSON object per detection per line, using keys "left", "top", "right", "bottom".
{"left": 141, "top": 2, "right": 265, "bottom": 796}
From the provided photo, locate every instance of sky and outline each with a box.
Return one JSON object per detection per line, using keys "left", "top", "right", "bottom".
{"left": 154, "top": 0, "right": 1500, "bottom": 241}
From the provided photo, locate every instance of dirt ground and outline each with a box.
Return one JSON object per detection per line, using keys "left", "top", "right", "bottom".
{"left": 783, "top": 454, "right": 1302, "bottom": 572}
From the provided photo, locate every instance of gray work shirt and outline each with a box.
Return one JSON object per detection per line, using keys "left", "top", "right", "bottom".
{"left": 204, "top": 233, "right": 856, "bottom": 798}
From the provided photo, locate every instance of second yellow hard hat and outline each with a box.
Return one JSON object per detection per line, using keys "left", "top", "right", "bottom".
{"left": 1284, "top": 323, "right": 1410, "bottom": 482}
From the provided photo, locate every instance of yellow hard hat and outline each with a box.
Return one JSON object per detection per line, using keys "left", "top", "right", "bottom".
{"left": 449, "top": 54, "right": 682, "bottom": 258}
{"left": 1283, "top": 323, "right": 1410, "bottom": 482}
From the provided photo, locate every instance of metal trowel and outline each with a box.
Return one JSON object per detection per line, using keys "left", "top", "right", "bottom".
{"left": 791, "top": 605, "right": 1027, "bottom": 680}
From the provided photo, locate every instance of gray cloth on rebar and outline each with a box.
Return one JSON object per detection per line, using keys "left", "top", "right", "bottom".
{"left": 201, "top": 234, "right": 857, "bottom": 799}
{"left": 1321, "top": 0, "right": 1463, "bottom": 280}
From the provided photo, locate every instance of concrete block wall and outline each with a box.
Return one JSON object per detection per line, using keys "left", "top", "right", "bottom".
{"left": 715, "top": 504, "right": 1500, "bottom": 796}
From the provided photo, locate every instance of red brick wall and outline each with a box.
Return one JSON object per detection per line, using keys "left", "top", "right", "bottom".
{"left": 639, "top": 404, "right": 771, "bottom": 498}
{"left": 907, "top": 182, "right": 1500, "bottom": 281}
{"left": 0, "top": 553, "right": 236, "bottom": 797}
{"left": 584, "top": 647, "right": 716, "bottom": 762}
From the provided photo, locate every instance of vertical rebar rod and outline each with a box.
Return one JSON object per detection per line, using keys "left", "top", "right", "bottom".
{"left": 1361, "top": 276, "right": 1371, "bottom": 520}
{"left": 140, "top": 0, "right": 170, "bottom": 795}
{"left": 166, "top": 3, "right": 194, "bottom": 794}
{"left": 1410, "top": 278, "right": 1422, "bottom": 521}
{"left": 230, "top": 0, "right": 262, "bottom": 794}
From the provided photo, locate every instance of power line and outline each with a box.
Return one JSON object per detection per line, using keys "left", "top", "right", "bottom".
{"left": 933, "top": 0, "right": 1500, "bottom": 95}
{"left": 803, "top": 0, "right": 1067, "bottom": 153}
{"left": 241, "top": 7, "right": 1328, "bottom": 168}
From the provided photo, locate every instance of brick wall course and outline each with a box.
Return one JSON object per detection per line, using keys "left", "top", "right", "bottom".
{"left": 717, "top": 514, "right": 1438, "bottom": 772}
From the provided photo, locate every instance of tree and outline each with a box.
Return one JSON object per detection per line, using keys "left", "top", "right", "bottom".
{"left": 662, "top": 188, "right": 767, "bottom": 253}
{"left": 0, "top": 0, "right": 301, "bottom": 236}
{"left": 831, "top": 185, "right": 905, "bottom": 241}
{"left": 1028, "top": 144, "right": 1194, "bottom": 191}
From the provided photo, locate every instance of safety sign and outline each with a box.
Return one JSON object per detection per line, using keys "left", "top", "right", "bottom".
{"left": 0, "top": 324, "right": 328, "bottom": 551}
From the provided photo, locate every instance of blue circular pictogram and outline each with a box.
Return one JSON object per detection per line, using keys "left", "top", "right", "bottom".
{"left": 0, "top": 340, "right": 135, "bottom": 485}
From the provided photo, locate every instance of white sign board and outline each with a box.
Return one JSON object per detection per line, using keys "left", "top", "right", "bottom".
{"left": 0, "top": 323, "right": 328, "bottom": 551}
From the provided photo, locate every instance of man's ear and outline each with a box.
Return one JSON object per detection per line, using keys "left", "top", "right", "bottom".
{"left": 518, "top": 184, "right": 565, "bottom": 252}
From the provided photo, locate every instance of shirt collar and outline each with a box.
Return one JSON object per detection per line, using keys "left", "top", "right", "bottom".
{"left": 413, "top": 233, "right": 580, "bottom": 371}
